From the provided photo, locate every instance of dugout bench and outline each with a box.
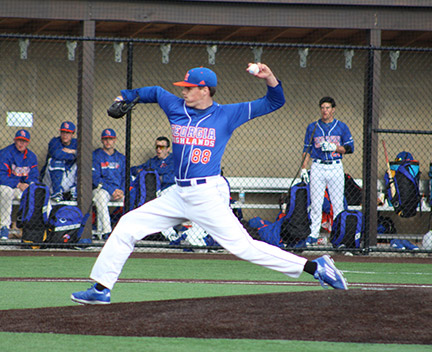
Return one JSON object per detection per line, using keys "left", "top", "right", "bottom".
{"left": 9, "top": 178, "right": 430, "bottom": 242}
{"left": 225, "top": 176, "right": 431, "bottom": 212}
{"left": 10, "top": 177, "right": 430, "bottom": 211}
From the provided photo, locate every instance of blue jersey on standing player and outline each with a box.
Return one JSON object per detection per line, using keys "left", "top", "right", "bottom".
{"left": 301, "top": 96, "right": 354, "bottom": 247}
{"left": 303, "top": 119, "right": 354, "bottom": 161}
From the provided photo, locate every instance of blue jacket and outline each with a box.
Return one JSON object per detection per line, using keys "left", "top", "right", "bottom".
{"left": 131, "top": 153, "right": 175, "bottom": 191}
{"left": 0, "top": 144, "right": 39, "bottom": 188}
{"left": 48, "top": 136, "right": 77, "bottom": 168}
{"left": 92, "top": 148, "right": 126, "bottom": 196}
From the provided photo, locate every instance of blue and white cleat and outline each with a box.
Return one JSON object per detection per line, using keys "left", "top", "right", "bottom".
{"left": 313, "top": 255, "right": 348, "bottom": 290}
{"left": 71, "top": 284, "right": 111, "bottom": 305}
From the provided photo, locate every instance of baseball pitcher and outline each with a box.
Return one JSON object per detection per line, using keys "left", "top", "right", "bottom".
{"left": 71, "top": 65, "right": 348, "bottom": 304}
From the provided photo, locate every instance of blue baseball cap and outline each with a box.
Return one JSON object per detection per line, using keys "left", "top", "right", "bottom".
{"left": 173, "top": 67, "right": 217, "bottom": 87}
{"left": 60, "top": 121, "right": 76, "bottom": 133}
{"left": 14, "top": 129, "right": 30, "bottom": 142}
{"left": 101, "top": 128, "right": 116, "bottom": 139}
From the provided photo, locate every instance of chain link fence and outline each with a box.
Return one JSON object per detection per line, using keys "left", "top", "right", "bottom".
{"left": 0, "top": 34, "right": 431, "bottom": 255}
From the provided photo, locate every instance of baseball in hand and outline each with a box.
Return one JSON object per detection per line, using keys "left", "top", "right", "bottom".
{"left": 248, "top": 63, "right": 260, "bottom": 75}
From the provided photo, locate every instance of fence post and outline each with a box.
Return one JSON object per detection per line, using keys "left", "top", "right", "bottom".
{"left": 77, "top": 21, "right": 95, "bottom": 239}
{"left": 123, "top": 42, "right": 134, "bottom": 214}
{"left": 362, "top": 30, "right": 381, "bottom": 250}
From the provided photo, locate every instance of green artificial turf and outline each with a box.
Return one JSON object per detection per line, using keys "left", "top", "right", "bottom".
{"left": 1, "top": 332, "right": 430, "bottom": 352}
{"left": 1, "top": 254, "right": 431, "bottom": 352}
{"left": 1, "top": 255, "right": 431, "bottom": 285}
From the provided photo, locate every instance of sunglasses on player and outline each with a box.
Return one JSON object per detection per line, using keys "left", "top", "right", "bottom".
{"left": 155, "top": 145, "right": 168, "bottom": 150}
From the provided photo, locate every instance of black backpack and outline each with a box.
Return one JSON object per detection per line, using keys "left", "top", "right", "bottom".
{"left": 377, "top": 215, "right": 397, "bottom": 234}
{"left": 17, "top": 182, "right": 50, "bottom": 245}
{"left": 279, "top": 181, "right": 311, "bottom": 246}
{"left": 129, "top": 169, "right": 161, "bottom": 210}
{"left": 330, "top": 210, "right": 363, "bottom": 248}
{"left": 344, "top": 173, "right": 362, "bottom": 206}
{"left": 384, "top": 160, "right": 420, "bottom": 218}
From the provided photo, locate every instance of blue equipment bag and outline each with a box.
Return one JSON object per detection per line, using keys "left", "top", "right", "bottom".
{"left": 17, "top": 182, "right": 50, "bottom": 244}
{"left": 330, "top": 210, "right": 363, "bottom": 248}
{"left": 129, "top": 168, "right": 161, "bottom": 210}
{"left": 256, "top": 219, "right": 285, "bottom": 248}
{"left": 46, "top": 205, "right": 83, "bottom": 244}
{"left": 384, "top": 159, "right": 420, "bottom": 218}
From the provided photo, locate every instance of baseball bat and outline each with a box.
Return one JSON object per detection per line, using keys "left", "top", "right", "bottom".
{"left": 289, "top": 120, "right": 319, "bottom": 190}
{"left": 382, "top": 140, "right": 399, "bottom": 209}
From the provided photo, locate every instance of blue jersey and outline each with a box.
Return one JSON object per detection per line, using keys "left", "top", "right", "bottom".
{"left": 92, "top": 148, "right": 126, "bottom": 195}
{"left": 121, "top": 84, "right": 285, "bottom": 179}
{"left": 0, "top": 144, "right": 39, "bottom": 188}
{"left": 303, "top": 119, "right": 354, "bottom": 161}
{"left": 131, "top": 153, "right": 175, "bottom": 191}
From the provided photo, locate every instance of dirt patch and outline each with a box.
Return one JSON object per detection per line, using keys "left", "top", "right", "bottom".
{"left": 1, "top": 288, "right": 431, "bottom": 344}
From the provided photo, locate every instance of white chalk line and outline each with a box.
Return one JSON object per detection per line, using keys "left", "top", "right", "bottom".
{"left": 1, "top": 277, "right": 432, "bottom": 289}
{"left": 344, "top": 270, "right": 432, "bottom": 276}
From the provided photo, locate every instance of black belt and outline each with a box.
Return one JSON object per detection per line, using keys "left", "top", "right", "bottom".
{"left": 313, "top": 159, "right": 341, "bottom": 165}
{"left": 176, "top": 178, "right": 207, "bottom": 187}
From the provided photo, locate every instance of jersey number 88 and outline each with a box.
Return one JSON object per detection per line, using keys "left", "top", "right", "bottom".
{"left": 191, "top": 148, "right": 212, "bottom": 164}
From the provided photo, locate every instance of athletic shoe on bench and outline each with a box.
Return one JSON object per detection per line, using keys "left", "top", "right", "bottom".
{"left": 71, "top": 284, "right": 111, "bottom": 304}
{"left": 390, "top": 239, "right": 405, "bottom": 249}
{"left": 401, "top": 239, "right": 419, "bottom": 250}
{"left": 0, "top": 226, "right": 9, "bottom": 240}
{"left": 313, "top": 255, "right": 348, "bottom": 290}
{"left": 305, "top": 236, "right": 318, "bottom": 247}
{"left": 50, "top": 193, "right": 63, "bottom": 203}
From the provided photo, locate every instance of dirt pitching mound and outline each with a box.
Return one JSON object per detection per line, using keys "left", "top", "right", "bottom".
{"left": 1, "top": 288, "right": 431, "bottom": 344}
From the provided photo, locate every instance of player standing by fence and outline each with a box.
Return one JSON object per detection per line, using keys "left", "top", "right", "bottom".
{"left": 301, "top": 96, "right": 354, "bottom": 246}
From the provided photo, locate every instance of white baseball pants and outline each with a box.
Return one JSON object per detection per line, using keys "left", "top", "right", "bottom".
{"left": 309, "top": 161, "right": 345, "bottom": 238}
{"left": 92, "top": 188, "right": 118, "bottom": 235}
{"left": 90, "top": 175, "right": 307, "bottom": 290}
{"left": 0, "top": 185, "right": 22, "bottom": 228}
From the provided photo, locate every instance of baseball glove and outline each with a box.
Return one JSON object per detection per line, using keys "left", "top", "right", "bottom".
{"left": 107, "top": 96, "right": 140, "bottom": 119}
